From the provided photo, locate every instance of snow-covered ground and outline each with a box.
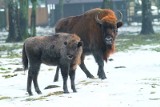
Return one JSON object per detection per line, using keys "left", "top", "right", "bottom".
{"left": 0, "top": 26, "right": 160, "bottom": 107}
{"left": 0, "top": 46, "right": 160, "bottom": 107}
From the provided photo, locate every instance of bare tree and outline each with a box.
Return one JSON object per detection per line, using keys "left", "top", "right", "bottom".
{"left": 59, "top": 0, "right": 64, "bottom": 18}
{"left": 30, "top": 0, "right": 37, "bottom": 36}
{"left": 17, "top": 0, "right": 29, "bottom": 41}
{"left": 140, "top": 0, "right": 154, "bottom": 35}
{"left": 6, "top": 0, "right": 19, "bottom": 42}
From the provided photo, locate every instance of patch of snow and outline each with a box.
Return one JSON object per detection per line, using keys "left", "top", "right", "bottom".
{"left": 0, "top": 48, "right": 160, "bottom": 107}
{"left": 1, "top": 26, "right": 160, "bottom": 106}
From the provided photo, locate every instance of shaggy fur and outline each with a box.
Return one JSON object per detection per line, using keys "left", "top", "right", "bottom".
{"left": 55, "top": 8, "right": 123, "bottom": 79}
{"left": 22, "top": 33, "right": 83, "bottom": 95}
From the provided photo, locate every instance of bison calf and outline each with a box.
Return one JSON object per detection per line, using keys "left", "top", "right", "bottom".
{"left": 22, "top": 33, "right": 83, "bottom": 95}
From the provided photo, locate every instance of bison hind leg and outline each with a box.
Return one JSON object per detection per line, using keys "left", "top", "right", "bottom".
{"left": 27, "top": 62, "right": 42, "bottom": 95}
{"left": 53, "top": 66, "right": 60, "bottom": 82}
{"left": 32, "top": 64, "right": 42, "bottom": 95}
{"left": 79, "top": 60, "right": 94, "bottom": 79}
{"left": 27, "top": 67, "right": 34, "bottom": 96}
{"left": 27, "top": 72, "right": 33, "bottom": 96}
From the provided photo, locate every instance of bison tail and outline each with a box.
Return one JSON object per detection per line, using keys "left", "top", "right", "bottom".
{"left": 22, "top": 43, "right": 28, "bottom": 71}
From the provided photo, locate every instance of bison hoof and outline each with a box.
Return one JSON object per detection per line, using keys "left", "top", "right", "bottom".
{"left": 37, "top": 90, "right": 42, "bottom": 95}
{"left": 98, "top": 74, "right": 107, "bottom": 79}
{"left": 64, "top": 91, "right": 69, "bottom": 94}
{"left": 28, "top": 92, "right": 33, "bottom": 96}
{"left": 99, "top": 75, "right": 107, "bottom": 79}
{"left": 87, "top": 74, "right": 95, "bottom": 79}
{"left": 54, "top": 77, "right": 58, "bottom": 82}
{"left": 73, "top": 90, "right": 77, "bottom": 93}
{"left": 72, "top": 88, "right": 77, "bottom": 93}
{"left": 101, "top": 76, "right": 107, "bottom": 80}
{"left": 54, "top": 79, "right": 58, "bottom": 82}
{"left": 98, "top": 71, "right": 107, "bottom": 79}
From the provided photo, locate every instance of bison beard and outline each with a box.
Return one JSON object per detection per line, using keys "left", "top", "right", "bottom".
{"left": 54, "top": 8, "right": 123, "bottom": 80}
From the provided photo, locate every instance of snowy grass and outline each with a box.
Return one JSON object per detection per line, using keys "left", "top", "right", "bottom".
{"left": 0, "top": 31, "right": 160, "bottom": 107}
{"left": 116, "top": 33, "right": 160, "bottom": 52}
{"left": 0, "top": 43, "right": 22, "bottom": 58}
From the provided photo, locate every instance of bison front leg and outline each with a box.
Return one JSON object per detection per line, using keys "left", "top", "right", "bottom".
{"left": 69, "top": 69, "right": 77, "bottom": 92}
{"left": 97, "top": 60, "right": 106, "bottom": 79}
{"left": 60, "top": 65, "right": 69, "bottom": 93}
{"left": 93, "top": 53, "right": 106, "bottom": 79}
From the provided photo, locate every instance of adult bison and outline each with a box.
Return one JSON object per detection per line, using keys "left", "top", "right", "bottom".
{"left": 22, "top": 33, "right": 83, "bottom": 95}
{"left": 54, "top": 8, "right": 123, "bottom": 80}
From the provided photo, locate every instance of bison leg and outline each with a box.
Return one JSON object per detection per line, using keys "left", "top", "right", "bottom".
{"left": 27, "top": 63, "right": 41, "bottom": 95}
{"left": 32, "top": 64, "right": 42, "bottom": 95}
{"left": 60, "top": 65, "right": 69, "bottom": 93}
{"left": 79, "top": 55, "right": 94, "bottom": 78}
{"left": 53, "top": 66, "right": 60, "bottom": 82}
{"left": 27, "top": 68, "right": 33, "bottom": 96}
{"left": 93, "top": 53, "right": 106, "bottom": 79}
{"left": 69, "top": 69, "right": 77, "bottom": 92}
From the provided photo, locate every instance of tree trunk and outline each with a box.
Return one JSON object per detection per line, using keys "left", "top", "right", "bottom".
{"left": 30, "top": 0, "right": 37, "bottom": 37}
{"left": 59, "top": 0, "right": 64, "bottom": 18}
{"left": 140, "top": 0, "right": 154, "bottom": 35}
{"left": 17, "top": 0, "right": 29, "bottom": 41}
{"left": 6, "top": 0, "right": 19, "bottom": 42}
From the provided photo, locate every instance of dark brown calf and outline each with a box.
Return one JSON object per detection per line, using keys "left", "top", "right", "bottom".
{"left": 22, "top": 33, "right": 83, "bottom": 95}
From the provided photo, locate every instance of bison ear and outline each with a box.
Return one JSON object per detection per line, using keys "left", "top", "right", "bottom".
{"left": 64, "top": 41, "right": 68, "bottom": 45}
{"left": 77, "top": 41, "right": 83, "bottom": 47}
{"left": 117, "top": 22, "right": 123, "bottom": 28}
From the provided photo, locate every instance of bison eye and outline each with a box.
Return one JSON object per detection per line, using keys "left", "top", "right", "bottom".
{"left": 64, "top": 41, "right": 67, "bottom": 45}
{"left": 109, "top": 25, "right": 118, "bottom": 33}
{"left": 113, "top": 29, "right": 118, "bottom": 33}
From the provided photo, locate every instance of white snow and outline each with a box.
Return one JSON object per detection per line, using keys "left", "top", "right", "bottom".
{"left": 0, "top": 26, "right": 160, "bottom": 106}
{"left": 0, "top": 47, "right": 160, "bottom": 107}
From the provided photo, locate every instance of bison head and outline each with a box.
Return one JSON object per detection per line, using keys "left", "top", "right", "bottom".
{"left": 64, "top": 41, "right": 83, "bottom": 59}
{"left": 95, "top": 10, "right": 123, "bottom": 46}
{"left": 64, "top": 40, "right": 83, "bottom": 60}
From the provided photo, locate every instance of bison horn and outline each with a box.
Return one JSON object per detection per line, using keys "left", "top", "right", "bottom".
{"left": 117, "top": 10, "right": 123, "bottom": 21}
{"left": 95, "top": 12, "right": 103, "bottom": 25}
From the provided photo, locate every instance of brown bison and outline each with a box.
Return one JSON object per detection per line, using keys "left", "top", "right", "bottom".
{"left": 22, "top": 33, "right": 83, "bottom": 95}
{"left": 54, "top": 8, "right": 123, "bottom": 80}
